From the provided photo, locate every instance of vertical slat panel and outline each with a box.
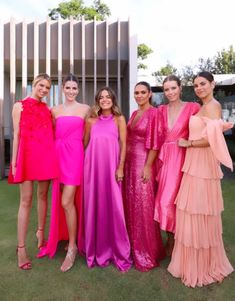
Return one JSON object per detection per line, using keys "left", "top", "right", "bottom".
{"left": 105, "top": 20, "right": 109, "bottom": 86}
{"left": 58, "top": 17, "right": 62, "bottom": 104}
{"left": 70, "top": 17, "right": 74, "bottom": 74}
{"left": 93, "top": 17, "right": 97, "bottom": 97}
{"left": 46, "top": 17, "right": 51, "bottom": 105}
{"left": 117, "top": 19, "right": 121, "bottom": 107}
{"left": 0, "top": 20, "right": 4, "bottom": 178}
{"left": 34, "top": 19, "right": 39, "bottom": 78}
{"left": 46, "top": 17, "right": 51, "bottom": 76}
{"left": 22, "top": 19, "right": 27, "bottom": 98}
{"left": 10, "top": 17, "right": 16, "bottom": 161}
{"left": 81, "top": 17, "right": 86, "bottom": 103}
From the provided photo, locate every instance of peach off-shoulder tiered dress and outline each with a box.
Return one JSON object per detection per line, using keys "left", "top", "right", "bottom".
{"left": 168, "top": 116, "right": 234, "bottom": 287}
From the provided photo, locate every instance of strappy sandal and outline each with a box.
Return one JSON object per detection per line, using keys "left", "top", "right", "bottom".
{"left": 60, "top": 246, "right": 77, "bottom": 272}
{"left": 16, "top": 245, "right": 32, "bottom": 270}
{"left": 36, "top": 228, "right": 46, "bottom": 249}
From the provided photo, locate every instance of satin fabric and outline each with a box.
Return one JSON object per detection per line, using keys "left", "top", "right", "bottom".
{"left": 168, "top": 116, "right": 234, "bottom": 287}
{"left": 123, "top": 107, "right": 165, "bottom": 272}
{"left": 84, "top": 114, "right": 132, "bottom": 271}
{"left": 37, "top": 116, "right": 85, "bottom": 258}
{"left": 154, "top": 103, "right": 200, "bottom": 233}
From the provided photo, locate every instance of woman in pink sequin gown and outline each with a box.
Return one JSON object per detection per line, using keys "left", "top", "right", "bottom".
{"left": 154, "top": 75, "right": 200, "bottom": 256}
{"left": 84, "top": 87, "right": 132, "bottom": 271}
{"left": 37, "top": 74, "right": 90, "bottom": 272}
{"left": 168, "top": 71, "right": 234, "bottom": 287}
{"left": 123, "top": 81, "right": 165, "bottom": 272}
{"left": 9, "top": 74, "right": 58, "bottom": 270}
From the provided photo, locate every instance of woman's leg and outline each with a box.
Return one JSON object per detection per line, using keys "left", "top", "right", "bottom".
{"left": 60, "top": 185, "right": 77, "bottom": 272}
{"left": 17, "top": 181, "right": 34, "bottom": 268}
{"left": 36, "top": 180, "right": 50, "bottom": 248}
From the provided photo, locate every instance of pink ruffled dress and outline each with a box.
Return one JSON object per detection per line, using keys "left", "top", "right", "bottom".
{"left": 168, "top": 116, "right": 234, "bottom": 287}
{"left": 8, "top": 97, "right": 58, "bottom": 183}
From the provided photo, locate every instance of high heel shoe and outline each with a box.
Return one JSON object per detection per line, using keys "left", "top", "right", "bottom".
{"left": 16, "top": 245, "right": 32, "bottom": 270}
{"left": 60, "top": 246, "right": 77, "bottom": 272}
{"left": 36, "top": 228, "right": 46, "bottom": 249}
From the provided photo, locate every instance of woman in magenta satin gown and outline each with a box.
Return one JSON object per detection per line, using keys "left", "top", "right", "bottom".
{"left": 9, "top": 73, "right": 58, "bottom": 270}
{"left": 154, "top": 75, "right": 199, "bottom": 256}
{"left": 83, "top": 87, "right": 132, "bottom": 271}
{"left": 37, "top": 74, "right": 90, "bottom": 272}
{"left": 123, "top": 81, "right": 165, "bottom": 272}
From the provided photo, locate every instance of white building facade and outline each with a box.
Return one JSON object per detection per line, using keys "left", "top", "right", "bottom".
{"left": 0, "top": 17, "right": 137, "bottom": 178}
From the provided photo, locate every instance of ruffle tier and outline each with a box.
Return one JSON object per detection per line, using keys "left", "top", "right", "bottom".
{"left": 168, "top": 238, "right": 234, "bottom": 287}
{"left": 176, "top": 173, "right": 224, "bottom": 215}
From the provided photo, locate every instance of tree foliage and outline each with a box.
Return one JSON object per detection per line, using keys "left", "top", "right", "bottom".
{"left": 137, "top": 43, "right": 153, "bottom": 70}
{"left": 214, "top": 45, "right": 235, "bottom": 74}
{"left": 48, "top": 0, "right": 111, "bottom": 21}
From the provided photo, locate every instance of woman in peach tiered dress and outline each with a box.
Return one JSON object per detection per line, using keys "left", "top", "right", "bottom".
{"left": 168, "top": 71, "right": 234, "bottom": 287}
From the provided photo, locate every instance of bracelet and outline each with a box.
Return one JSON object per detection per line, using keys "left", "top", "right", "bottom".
{"left": 191, "top": 140, "right": 194, "bottom": 147}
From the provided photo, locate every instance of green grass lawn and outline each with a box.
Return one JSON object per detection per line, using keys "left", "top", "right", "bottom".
{"left": 0, "top": 179, "right": 234, "bottom": 301}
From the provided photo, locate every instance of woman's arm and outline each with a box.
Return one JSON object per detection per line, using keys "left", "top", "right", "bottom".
{"left": 141, "top": 149, "right": 157, "bottom": 183}
{"left": 83, "top": 118, "right": 93, "bottom": 148}
{"left": 116, "top": 115, "right": 127, "bottom": 181}
{"left": 11, "top": 102, "right": 22, "bottom": 176}
{"left": 178, "top": 138, "right": 209, "bottom": 148}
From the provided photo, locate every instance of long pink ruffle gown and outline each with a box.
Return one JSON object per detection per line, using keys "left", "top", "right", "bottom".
{"left": 84, "top": 114, "right": 132, "bottom": 271}
{"left": 37, "top": 116, "right": 85, "bottom": 258}
{"left": 8, "top": 97, "right": 58, "bottom": 183}
{"left": 123, "top": 107, "right": 165, "bottom": 272}
{"left": 168, "top": 116, "right": 234, "bottom": 287}
{"left": 154, "top": 102, "right": 199, "bottom": 233}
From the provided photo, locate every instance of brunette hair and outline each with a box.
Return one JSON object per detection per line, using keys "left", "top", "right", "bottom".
{"left": 62, "top": 73, "right": 79, "bottom": 86}
{"left": 90, "top": 87, "right": 122, "bottom": 117}
{"left": 193, "top": 71, "right": 214, "bottom": 83}
{"left": 135, "top": 81, "right": 152, "bottom": 103}
{"left": 32, "top": 73, "right": 51, "bottom": 87}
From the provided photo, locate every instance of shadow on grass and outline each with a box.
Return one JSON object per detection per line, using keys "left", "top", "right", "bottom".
{"left": 0, "top": 179, "right": 234, "bottom": 301}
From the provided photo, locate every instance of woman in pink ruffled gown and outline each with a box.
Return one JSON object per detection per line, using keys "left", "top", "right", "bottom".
{"left": 154, "top": 75, "right": 200, "bottom": 256}
{"left": 84, "top": 87, "right": 132, "bottom": 271}
{"left": 37, "top": 74, "right": 90, "bottom": 272}
{"left": 9, "top": 73, "right": 58, "bottom": 270}
{"left": 123, "top": 81, "right": 165, "bottom": 272}
{"left": 168, "top": 71, "right": 234, "bottom": 287}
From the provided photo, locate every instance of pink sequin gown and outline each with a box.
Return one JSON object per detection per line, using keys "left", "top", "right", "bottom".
{"left": 37, "top": 116, "right": 85, "bottom": 258}
{"left": 168, "top": 116, "right": 234, "bottom": 287}
{"left": 8, "top": 97, "right": 58, "bottom": 183}
{"left": 84, "top": 114, "right": 132, "bottom": 271}
{"left": 154, "top": 102, "right": 200, "bottom": 233}
{"left": 123, "top": 107, "right": 165, "bottom": 272}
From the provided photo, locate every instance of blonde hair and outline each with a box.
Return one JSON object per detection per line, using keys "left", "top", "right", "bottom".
{"left": 32, "top": 73, "right": 51, "bottom": 87}
{"left": 90, "top": 87, "right": 122, "bottom": 117}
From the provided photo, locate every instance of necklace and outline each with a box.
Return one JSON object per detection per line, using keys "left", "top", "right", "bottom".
{"left": 63, "top": 101, "right": 78, "bottom": 110}
{"left": 203, "top": 98, "right": 213, "bottom": 105}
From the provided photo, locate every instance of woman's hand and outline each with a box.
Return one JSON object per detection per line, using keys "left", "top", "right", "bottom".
{"left": 178, "top": 138, "right": 191, "bottom": 148}
{"left": 141, "top": 165, "right": 151, "bottom": 183}
{"left": 116, "top": 166, "right": 124, "bottom": 182}
{"left": 12, "top": 165, "right": 16, "bottom": 177}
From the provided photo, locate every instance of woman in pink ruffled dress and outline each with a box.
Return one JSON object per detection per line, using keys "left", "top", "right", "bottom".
{"left": 9, "top": 73, "right": 58, "bottom": 270}
{"left": 154, "top": 75, "right": 200, "bottom": 256}
{"left": 123, "top": 81, "right": 165, "bottom": 271}
{"left": 168, "top": 71, "right": 234, "bottom": 287}
{"left": 37, "top": 74, "right": 90, "bottom": 272}
{"left": 83, "top": 87, "right": 132, "bottom": 272}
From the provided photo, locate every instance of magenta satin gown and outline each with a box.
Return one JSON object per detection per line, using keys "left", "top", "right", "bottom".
{"left": 37, "top": 116, "right": 85, "bottom": 258}
{"left": 154, "top": 102, "right": 200, "bottom": 233}
{"left": 123, "top": 107, "right": 165, "bottom": 272}
{"left": 84, "top": 114, "right": 132, "bottom": 271}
